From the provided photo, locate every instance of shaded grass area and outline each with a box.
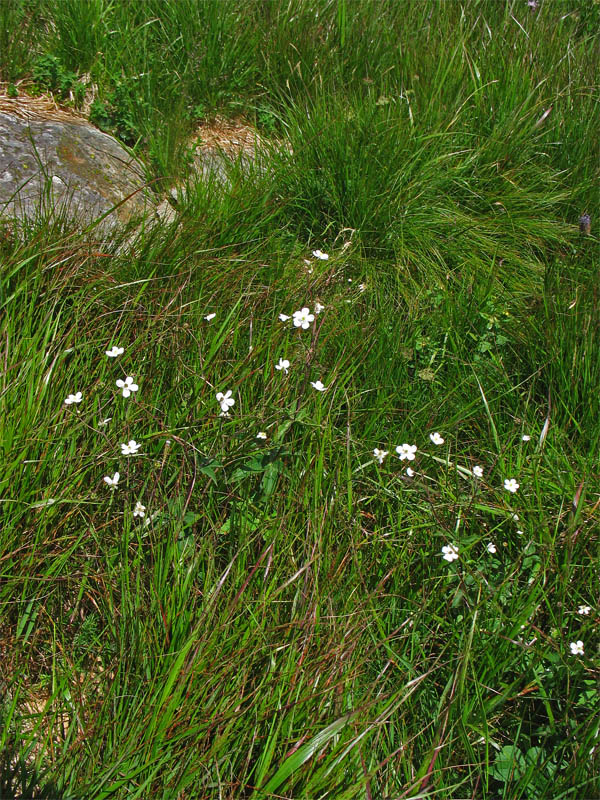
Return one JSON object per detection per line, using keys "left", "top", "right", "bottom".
{"left": 0, "top": 1, "right": 599, "bottom": 798}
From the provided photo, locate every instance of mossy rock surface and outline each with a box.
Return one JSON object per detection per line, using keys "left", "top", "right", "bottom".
{"left": 0, "top": 110, "right": 153, "bottom": 231}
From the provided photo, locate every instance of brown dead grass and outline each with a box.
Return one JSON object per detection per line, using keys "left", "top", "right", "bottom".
{"left": 0, "top": 83, "right": 87, "bottom": 124}
{"left": 193, "top": 115, "right": 266, "bottom": 156}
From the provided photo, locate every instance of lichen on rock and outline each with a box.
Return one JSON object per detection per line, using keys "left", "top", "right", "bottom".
{"left": 0, "top": 101, "right": 153, "bottom": 233}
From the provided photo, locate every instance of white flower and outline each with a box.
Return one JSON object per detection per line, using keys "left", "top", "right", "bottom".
{"left": 204, "top": 312, "right": 216, "bottom": 321}
{"left": 257, "top": 431, "right": 267, "bottom": 440}
{"left": 396, "top": 443, "right": 417, "bottom": 461}
{"left": 522, "top": 434, "right": 531, "bottom": 442}
{"left": 473, "top": 465, "right": 483, "bottom": 478}
{"left": 429, "top": 432, "right": 444, "bottom": 445}
{"left": 216, "top": 390, "right": 235, "bottom": 412}
{"left": 103, "top": 472, "right": 120, "bottom": 489}
{"left": 98, "top": 417, "right": 112, "bottom": 427}
{"left": 358, "top": 283, "right": 366, "bottom": 292}
{"left": 314, "top": 302, "right": 325, "bottom": 314}
{"left": 278, "top": 313, "right": 290, "bottom": 322}
{"left": 133, "top": 501, "right": 146, "bottom": 518}
{"left": 504, "top": 478, "right": 519, "bottom": 493}
{"left": 312, "top": 250, "right": 329, "bottom": 260}
{"left": 517, "top": 529, "right": 524, "bottom": 536}
{"left": 406, "top": 467, "right": 415, "bottom": 477}
{"left": 120, "top": 440, "right": 141, "bottom": 456}
{"left": 311, "top": 380, "right": 327, "bottom": 392}
{"left": 64, "top": 391, "right": 82, "bottom": 405}
{"left": 275, "top": 358, "right": 290, "bottom": 373}
{"left": 570, "top": 640, "right": 584, "bottom": 656}
{"left": 486, "top": 542, "right": 497, "bottom": 554}
{"left": 577, "top": 605, "right": 591, "bottom": 616}
{"left": 441, "top": 544, "right": 459, "bottom": 562}
{"left": 293, "top": 307, "right": 315, "bottom": 329}
{"left": 116, "top": 376, "right": 138, "bottom": 398}
{"left": 373, "top": 448, "right": 388, "bottom": 464}
{"left": 105, "top": 346, "right": 124, "bottom": 358}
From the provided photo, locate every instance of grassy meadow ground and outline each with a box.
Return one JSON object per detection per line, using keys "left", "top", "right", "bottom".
{"left": 0, "top": 1, "right": 599, "bottom": 798}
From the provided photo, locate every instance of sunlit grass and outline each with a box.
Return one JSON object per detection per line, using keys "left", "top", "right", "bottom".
{"left": 1, "top": 1, "right": 599, "bottom": 798}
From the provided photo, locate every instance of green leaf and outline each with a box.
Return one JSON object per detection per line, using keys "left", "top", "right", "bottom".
{"left": 257, "top": 714, "right": 351, "bottom": 795}
{"left": 260, "top": 460, "right": 282, "bottom": 500}
{"left": 492, "top": 744, "right": 527, "bottom": 783}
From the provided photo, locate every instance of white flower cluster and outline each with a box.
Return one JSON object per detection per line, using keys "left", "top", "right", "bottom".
{"left": 62, "top": 344, "right": 149, "bottom": 519}
{"left": 62, "top": 280, "right": 556, "bottom": 624}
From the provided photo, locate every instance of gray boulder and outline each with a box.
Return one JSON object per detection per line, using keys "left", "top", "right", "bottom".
{"left": 0, "top": 109, "right": 153, "bottom": 233}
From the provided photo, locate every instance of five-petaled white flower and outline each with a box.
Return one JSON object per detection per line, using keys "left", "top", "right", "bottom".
{"left": 275, "top": 358, "right": 290, "bottom": 373}
{"left": 256, "top": 431, "right": 267, "bottom": 440}
{"left": 396, "top": 443, "right": 417, "bottom": 461}
{"left": 311, "top": 380, "right": 327, "bottom": 392}
{"left": 522, "top": 434, "right": 531, "bottom": 442}
{"left": 116, "top": 376, "right": 138, "bottom": 398}
{"left": 204, "top": 312, "right": 216, "bottom": 321}
{"left": 312, "top": 250, "right": 329, "bottom": 260}
{"left": 373, "top": 448, "right": 388, "bottom": 464}
{"left": 133, "top": 501, "right": 146, "bottom": 518}
{"left": 314, "top": 302, "right": 325, "bottom": 314}
{"left": 64, "top": 392, "right": 82, "bottom": 405}
{"left": 120, "top": 440, "right": 141, "bottom": 456}
{"left": 570, "top": 640, "right": 584, "bottom": 656}
{"left": 293, "top": 307, "right": 315, "bottom": 329}
{"left": 216, "top": 390, "right": 235, "bottom": 413}
{"left": 105, "top": 346, "right": 124, "bottom": 358}
{"left": 441, "top": 544, "right": 459, "bottom": 562}
{"left": 473, "top": 465, "right": 483, "bottom": 478}
{"left": 406, "top": 467, "right": 415, "bottom": 477}
{"left": 504, "top": 478, "right": 519, "bottom": 493}
{"left": 429, "top": 432, "right": 444, "bottom": 445}
{"left": 278, "top": 313, "right": 290, "bottom": 322}
{"left": 103, "top": 472, "right": 120, "bottom": 489}
{"left": 577, "top": 605, "right": 591, "bottom": 616}
{"left": 486, "top": 542, "right": 497, "bottom": 554}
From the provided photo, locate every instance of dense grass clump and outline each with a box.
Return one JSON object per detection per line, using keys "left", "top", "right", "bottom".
{"left": 0, "top": 2, "right": 598, "bottom": 799}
